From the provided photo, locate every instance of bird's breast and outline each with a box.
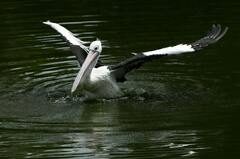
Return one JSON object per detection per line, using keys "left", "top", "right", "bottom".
{"left": 90, "top": 66, "right": 111, "bottom": 83}
{"left": 78, "top": 66, "right": 122, "bottom": 99}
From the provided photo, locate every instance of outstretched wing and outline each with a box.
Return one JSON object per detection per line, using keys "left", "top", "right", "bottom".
{"left": 43, "top": 21, "right": 103, "bottom": 67}
{"left": 110, "top": 24, "right": 228, "bottom": 82}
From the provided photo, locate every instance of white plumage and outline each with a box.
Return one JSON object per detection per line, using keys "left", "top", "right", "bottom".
{"left": 75, "top": 66, "right": 122, "bottom": 99}
{"left": 43, "top": 21, "right": 87, "bottom": 49}
{"left": 143, "top": 44, "right": 195, "bottom": 56}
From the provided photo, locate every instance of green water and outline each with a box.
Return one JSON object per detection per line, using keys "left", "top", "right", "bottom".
{"left": 0, "top": 0, "right": 240, "bottom": 158}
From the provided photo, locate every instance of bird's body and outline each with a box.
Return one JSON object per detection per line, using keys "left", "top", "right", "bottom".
{"left": 43, "top": 21, "right": 228, "bottom": 99}
{"left": 76, "top": 66, "right": 122, "bottom": 99}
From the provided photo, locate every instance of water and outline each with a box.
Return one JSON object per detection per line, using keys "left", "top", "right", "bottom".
{"left": 1, "top": 0, "right": 240, "bottom": 158}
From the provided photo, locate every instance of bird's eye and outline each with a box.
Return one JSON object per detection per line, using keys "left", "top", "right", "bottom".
{"left": 94, "top": 46, "right": 98, "bottom": 50}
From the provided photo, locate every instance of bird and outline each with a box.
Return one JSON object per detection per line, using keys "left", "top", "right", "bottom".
{"left": 43, "top": 21, "right": 228, "bottom": 99}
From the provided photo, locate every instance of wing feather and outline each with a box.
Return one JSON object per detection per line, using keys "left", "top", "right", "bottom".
{"left": 110, "top": 24, "right": 228, "bottom": 82}
{"left": 43, "top": 21, "right": 103, "bottom": 67}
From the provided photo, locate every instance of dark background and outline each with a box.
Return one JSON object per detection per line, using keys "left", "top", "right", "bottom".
{"left": 0, "top": 0, "right": 240, "bottom": 158}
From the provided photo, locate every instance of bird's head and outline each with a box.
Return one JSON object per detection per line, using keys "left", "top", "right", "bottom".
{"left": 89, "top": 40, "right": 102, "bottom": 53}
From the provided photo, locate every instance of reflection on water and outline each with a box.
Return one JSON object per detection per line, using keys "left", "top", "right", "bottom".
{"left": 0, "top": 97, "right": 212, "bottom": 158}
{"left": 1, "top": 0, "right": 240, "bottom": 158}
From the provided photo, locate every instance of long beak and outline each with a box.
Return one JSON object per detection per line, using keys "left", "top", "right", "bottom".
{"left": 71, "top": 50, "right": 99, "bottom": 93}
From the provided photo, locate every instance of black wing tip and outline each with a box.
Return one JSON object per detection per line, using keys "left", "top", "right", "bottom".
{"left": 191, "top": 24, "right": 228, "bottom": 51}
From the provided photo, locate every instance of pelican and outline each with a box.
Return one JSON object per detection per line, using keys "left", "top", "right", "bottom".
{"left": 43, "top": 21, "right": 228, "bottom": 99}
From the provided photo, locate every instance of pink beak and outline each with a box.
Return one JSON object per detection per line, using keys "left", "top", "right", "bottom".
{"left": 71, "top": 50, "right": 99, "bottom": 93}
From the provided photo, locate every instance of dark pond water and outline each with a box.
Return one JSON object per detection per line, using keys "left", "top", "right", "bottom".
{"left": 1, "top": 0, "right": 240, "bottom": 158}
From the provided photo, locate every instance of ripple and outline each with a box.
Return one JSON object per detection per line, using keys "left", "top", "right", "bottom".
{"left": 59, "top": 20, "right": 106, "bottom": 25}
{"left": 0, "top": 0, "right": 238, "bottom": 158}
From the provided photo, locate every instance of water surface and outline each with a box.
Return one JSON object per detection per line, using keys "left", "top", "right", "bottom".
{"left": 0, "top": 0, "right": 240, "bottom": 158}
